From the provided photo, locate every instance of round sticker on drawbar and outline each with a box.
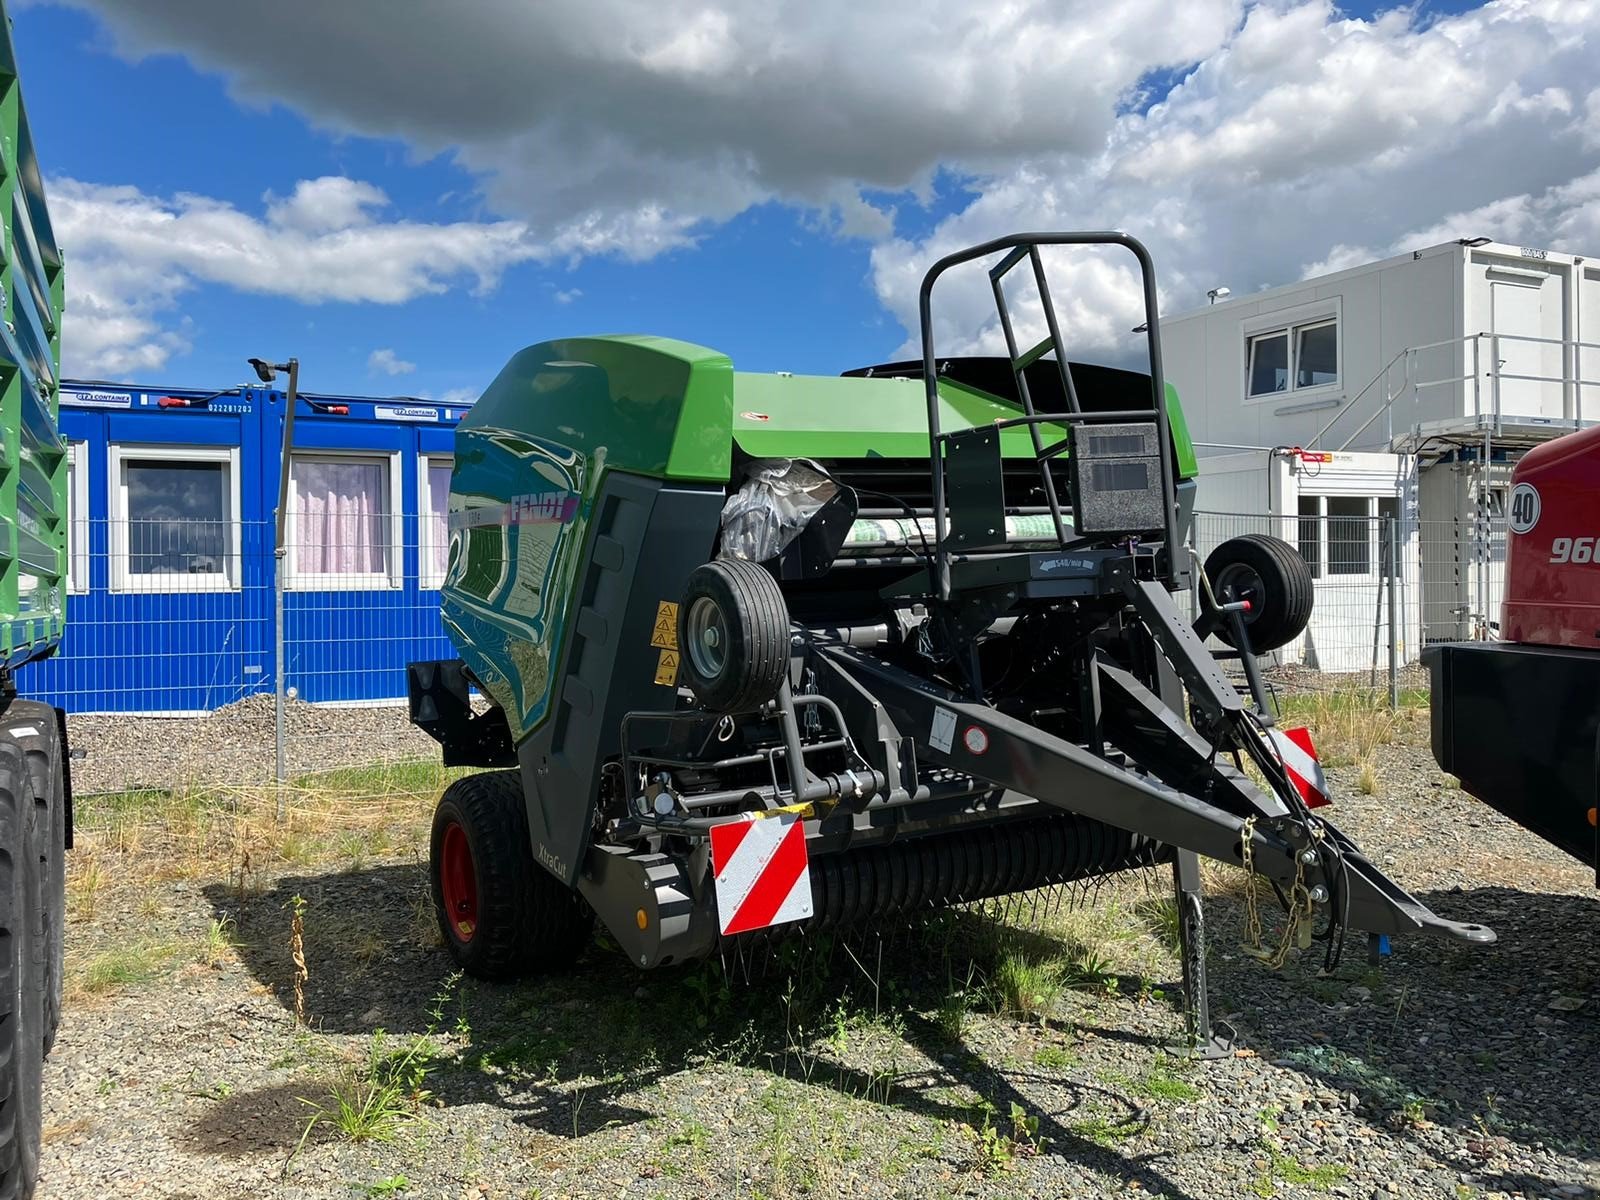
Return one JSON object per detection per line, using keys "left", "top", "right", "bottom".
{"left": 962, "top": 725, "right": 990, "bottom": 755}
{"left": 1508, "top": 482, "right": 1541, "bottom": 534}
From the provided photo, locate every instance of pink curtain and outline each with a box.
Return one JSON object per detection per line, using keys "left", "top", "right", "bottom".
{"left": 292, "top": 459, "right": 388, "bottom": 575}
{"left": 428, "top": 461, "right": 451, "bottom": 578}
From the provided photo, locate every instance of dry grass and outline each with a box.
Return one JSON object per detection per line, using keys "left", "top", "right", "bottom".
{"left": 68, "top": 761, "right": 460, "bottom": 891}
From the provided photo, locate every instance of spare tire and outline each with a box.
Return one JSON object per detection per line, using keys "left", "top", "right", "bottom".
{"left": 1204, "top": 533, "right": 1314, "bottom": 653}
{"left": 678, "top": 559, "right": 790, "bottom": 713}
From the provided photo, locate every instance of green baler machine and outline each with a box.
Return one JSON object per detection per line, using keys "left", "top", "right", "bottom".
{"left": 410, "top": 233, "right": 1490, "bottom": 1040}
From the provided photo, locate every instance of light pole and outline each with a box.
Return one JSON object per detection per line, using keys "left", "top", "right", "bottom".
{"left": 1207, "top": 287, "right": 1231, "bottom": 306}
{"left": 248, "top": 356, "right": 300, "bottom": 798}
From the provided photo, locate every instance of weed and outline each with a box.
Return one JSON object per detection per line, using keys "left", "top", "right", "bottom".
{"left": 1357, "top": 758, "right": 1380, "bottom": 795}
{"left": 363, "top": 1178, "right": 409, "bottom": 1197}
{"left": 72, "top": 940, "right": 183, "bottom": 997}
{"left": 1136, "top": 896, "right": 1181, "bottom": 952}
{"left": 1266, "top": 1147, "right": 1348, "bottom": 1190}
{"left": 1131, "top": 1055, "right": 1200, "bottom": 1103}
{"left": 992, "top": 951, "right": 1064, "bottom": 1020}
{"left": 293, "top": 1029, "right": 437, "bottom": 1157}
{"left": 197, "top": 916, "right": 238, "bottom": 968}
{"left": 1033, "top": 1045, "right": 1077, "bottom": 1071}
{"left": 1066, "top": 1106, "right": 1140, "bottom": 1148}
{"left": 665, "top": 1120, "right": 709, "bottom": 1153}
{"left": 1063, "top": 947, "right": 1119, "bottom": 995}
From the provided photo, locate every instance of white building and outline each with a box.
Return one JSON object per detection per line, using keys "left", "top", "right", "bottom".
{"left": 1164, "top": 238, "right": 1599, "bottom": 645}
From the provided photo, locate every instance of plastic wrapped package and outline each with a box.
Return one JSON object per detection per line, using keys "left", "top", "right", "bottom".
{"left": 719, "top": 459, "right": 838, "bottom": 562}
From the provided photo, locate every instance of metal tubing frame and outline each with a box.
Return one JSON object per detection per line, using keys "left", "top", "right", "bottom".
{"left": 918, "top": 232, "right": 1180, "bottom": 601}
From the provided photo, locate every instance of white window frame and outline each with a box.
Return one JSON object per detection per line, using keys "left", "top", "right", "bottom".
{"left": 65, "top": 440, "right": 88, "bottom": 594}
{"left": 419, "top": 454, "right": 453, "bottom": 590}
{"left": 109, "top": 443, "right": 242, "bottom": 593}
{"left": 285, "top": 450, "right": 403, "bottom": 591}
{"left": 1242, "top": 299, "right": 1342, "bottom": 405}
{"left": 1297, "top": 493, "right": 1386, "bottom": 582}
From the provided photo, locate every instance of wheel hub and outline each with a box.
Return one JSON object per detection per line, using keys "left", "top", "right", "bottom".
{"left": 438, "top": 821, "right": 478, "bottom": 942}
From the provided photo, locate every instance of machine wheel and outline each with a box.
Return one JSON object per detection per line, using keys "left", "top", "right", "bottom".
{"left": 678, "top": 559, "right": 789, "bottom": 713}
{"left": 0, "top": 738, "right": 43, "bottom": 1199}
{"left": 1204, "top": 534, "right": 1314, "bottom": 653}
{"left": 429, "top": 770, "right": 593, "bottom": 981}
{"left": 0, "top": 703, "right": 65, "bottom": 1058}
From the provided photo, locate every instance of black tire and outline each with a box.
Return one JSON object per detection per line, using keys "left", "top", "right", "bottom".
{"left": 0, "top": 738, "right": 43, "bottom": 1200}
{"left": 0, "top": 705, "right": 64, "bottom": 1059}
{"left": 429, "top": 770, "right": 593, "bottom": 981}
{"left": 1204, "top": 533, "right": 1315, "bottom": 653}
{"left": 677, "top": 559, "right": 789, "bottom": 713}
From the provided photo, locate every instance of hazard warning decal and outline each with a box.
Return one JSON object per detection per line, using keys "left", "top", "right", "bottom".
{"left": 1268, "top": 726, "right": 1330, "bottom": 809}
{"left": 651, "top": 600, "right": 680, "bottom": 687}
{"left": 709, "top": 814, "right": 813, "bottom": 936}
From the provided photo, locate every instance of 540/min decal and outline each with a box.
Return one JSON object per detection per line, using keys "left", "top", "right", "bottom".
{"left": 1550, "top": 536, "right": 1599, "bottom": 564}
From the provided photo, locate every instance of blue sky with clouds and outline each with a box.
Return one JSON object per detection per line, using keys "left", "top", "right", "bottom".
{"left": 15, "top": 0, "right": 1600, "bottom": 400}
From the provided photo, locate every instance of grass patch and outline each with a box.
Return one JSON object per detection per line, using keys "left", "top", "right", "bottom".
{"left": 73, "top": 941, "right": 184, "bottom": 997}
{"left": 1033, "top": 1044, "right": 1077, "bottom": 1070}
{"left": 1278, "top": 688, "right": 1413, "bottom": 767}
{"left": 991, "top": 951, "right": 1065, "bottom": 1020}
{"left": 297, "top": 1030, "right": 438, "bottom": 1147}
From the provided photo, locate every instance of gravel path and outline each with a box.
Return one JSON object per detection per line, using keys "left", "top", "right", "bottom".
{"left": 65, "top": 695, "right": 444, "bottom": 794}
{"left": 41, "top": 721, "right": 1599, "bottom": 1200}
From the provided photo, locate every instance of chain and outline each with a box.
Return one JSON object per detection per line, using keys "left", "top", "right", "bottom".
{"left": 1239, "top": 815, "right": 1314, "bottom": 969}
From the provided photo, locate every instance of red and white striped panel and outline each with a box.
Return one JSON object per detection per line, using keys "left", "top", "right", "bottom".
{"left": 1268, "top": 726, "right": 1330, "bottom": 808}
{"left": 709, "top": 814, "right": 814, "bottom": 937}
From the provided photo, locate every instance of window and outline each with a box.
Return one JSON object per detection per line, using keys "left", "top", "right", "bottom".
{"left": 1297, "top": 495, "right": 1321, "bottom": 578}
{"left": 1296, "top": 494, "right": 1401, "bottom": 580}
{"left": 1248, "top": 332, "right": 1289, "bottom": 397}
{"left": 1326, "top": 496, "right": 1370, "bottom": 575}
{"left": 66, "top": 440, "right": 88, "bottom": 594}
{"left": 1246, "top": 315, "right": 1339, "bottom": 399}
{"left": 419, "top": 456, "right": 452, "bottom": 589}
{"left": 109, "top": 445, "right": 240, "bottom": 591}
{"left": 287, "top": 452, "right": 400, "bottom": 589}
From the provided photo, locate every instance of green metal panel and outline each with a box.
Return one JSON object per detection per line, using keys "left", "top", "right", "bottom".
{"left": 444, "top": 336, "right": 731, "bottom": 739}
{"left": 0, "top": 2, "right": 65, "bottom": 668}
{"left": 731, "top": 372, "right": 1198, "bottom": 479}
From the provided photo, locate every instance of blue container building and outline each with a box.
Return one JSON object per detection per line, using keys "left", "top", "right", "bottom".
{"left": 29, "top": 379, "right": 468, "bottom": 713}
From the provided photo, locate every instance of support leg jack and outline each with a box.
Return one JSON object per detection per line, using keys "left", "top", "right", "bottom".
{"left": 1173, "top": 849, "right": 1234, "bottom": 1061}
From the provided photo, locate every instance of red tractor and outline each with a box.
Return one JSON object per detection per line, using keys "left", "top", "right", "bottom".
{"left": 1425, "top": 423, "right": 1600, "bottom": 884}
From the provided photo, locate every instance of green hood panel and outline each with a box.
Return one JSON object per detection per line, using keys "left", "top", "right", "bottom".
{"left": 731, "top": 370, "right": 1197, "bottom": 479}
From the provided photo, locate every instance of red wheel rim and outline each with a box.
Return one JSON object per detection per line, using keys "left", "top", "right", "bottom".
{"left": 439, "top": 821, "right": 478, "bottom": 943}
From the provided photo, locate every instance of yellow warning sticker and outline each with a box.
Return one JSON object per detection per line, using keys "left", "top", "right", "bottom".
{"left": 651, "top": 601, "right": 679, "bottom": 649}
{"left": 654, "top": 648, "right": 680, "bottom": 686}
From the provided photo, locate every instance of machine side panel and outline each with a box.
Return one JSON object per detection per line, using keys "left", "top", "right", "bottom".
{"left": 516, "top": 478, "right": 724, "bottom": 886}
{"left": 1426, "top": 641, "right": 1600, "bottom": 875}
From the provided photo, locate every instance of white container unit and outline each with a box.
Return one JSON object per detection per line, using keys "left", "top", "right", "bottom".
{"left": 1193, "top": 448, "right": 1418, "bottom": 674}
{"left": 1161, "top": 239, "right": 1600, "bottom": 456}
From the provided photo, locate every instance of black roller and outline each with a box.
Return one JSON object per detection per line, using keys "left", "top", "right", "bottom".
{"left": 727, "top": 814, "right": 1165, "bottom": 943}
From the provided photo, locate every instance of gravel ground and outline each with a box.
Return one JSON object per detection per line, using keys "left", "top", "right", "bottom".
{"left": 66, "top": 695, "right": 444, "bottom": 794}
{"left": 41, "top": 718, "right": 1599, "bottom": 1200}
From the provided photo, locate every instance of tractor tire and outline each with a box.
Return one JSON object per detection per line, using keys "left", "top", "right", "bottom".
{"left": 678, "top": 559, "right": 789, "bottom": 713}
{"left": 0, "top": 737, "right": 43, "bottom": 1200}
{"left": 0, "top": 704, "right": 65, "bottom": 1058}
{"left": 1205, "top": 533, "right": 1315, "bottom": 653}
{"left": 429, "top": 770, "right": 593, "bottom": 981}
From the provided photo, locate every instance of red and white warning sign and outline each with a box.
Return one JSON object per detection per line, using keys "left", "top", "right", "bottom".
{"left": 1268, "top": 726, "right": 1330, "bottom": 809}
{"left": 709, "top": 813, "right": 814, "bottom": 936}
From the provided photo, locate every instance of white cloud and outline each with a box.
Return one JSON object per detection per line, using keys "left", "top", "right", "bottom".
{"left": 57, "top": 0, "right": 1244, "bottom": 257}
{"left": 41, "top": 0, "right": 1600, "bottom": 376}
{"left": 53, "top": 176, "right": 542, "bottom": 376}
{"left": 367, "top": 347, "right": 416, "bottom": 376}
{"left": 552, "top": 288, "right": 582, "bottom": 306}
{"left": 869, "top": 0, "right": 1600, "bottom": 362}
{"left": 425, "top": 387, "right": 481, "bottom": 406}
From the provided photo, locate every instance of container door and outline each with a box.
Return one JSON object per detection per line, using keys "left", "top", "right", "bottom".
{"left": 1490, "top": 279, "right": 1558, "bottom": 419}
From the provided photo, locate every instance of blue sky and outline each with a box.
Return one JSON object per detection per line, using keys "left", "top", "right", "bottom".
{"left": 16, "top": 0, "right": 1599, "bottom": 399}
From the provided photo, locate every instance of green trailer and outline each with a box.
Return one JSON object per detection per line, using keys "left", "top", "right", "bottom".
{"left": 0, "top": 7, "right": 71, "bottom": 1197}
{"left": 410, "top": 234, "right": 1492, "bottom": 1045}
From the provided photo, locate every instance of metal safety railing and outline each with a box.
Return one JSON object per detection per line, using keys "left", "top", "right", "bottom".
{"left": 916, "top": 232, "right": 1179, "bottom": 600}
{"left": 1309, "top": 331, "right": 1600, "bottom": 454}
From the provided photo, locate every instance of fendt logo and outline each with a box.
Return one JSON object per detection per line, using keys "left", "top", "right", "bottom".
{"left": 1508, "top": 482, "right": 1541, "bottom": 535}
